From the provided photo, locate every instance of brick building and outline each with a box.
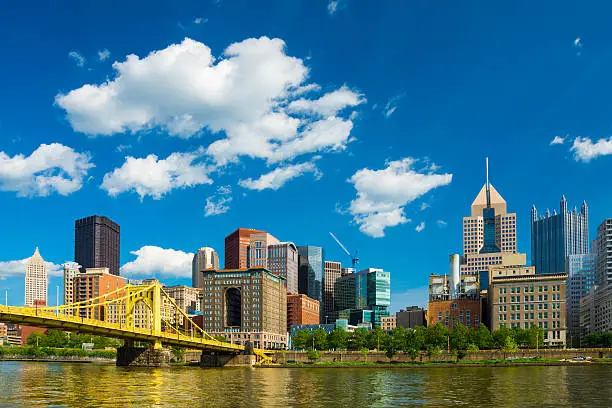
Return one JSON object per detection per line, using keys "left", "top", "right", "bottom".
{"left": 287, "top": 294, "right": 320, "bottom": 331}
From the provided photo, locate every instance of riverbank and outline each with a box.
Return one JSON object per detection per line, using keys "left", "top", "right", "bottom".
{"left": 263, "top": 358, "right": 612, "bottom": 369}
{"left": 0, "top": 346, "right": 116, "bottom": 364}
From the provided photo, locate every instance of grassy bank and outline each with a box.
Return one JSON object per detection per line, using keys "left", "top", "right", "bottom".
{"left": 270, "top": 358, "right": 612, "bottom": 368}
{"left": 0, "top": 346, "right": 116, "bottom": 360}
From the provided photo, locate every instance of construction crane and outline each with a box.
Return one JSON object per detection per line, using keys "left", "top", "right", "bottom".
{"left": 329, "top": 232, "right": 359, "bottom": 268}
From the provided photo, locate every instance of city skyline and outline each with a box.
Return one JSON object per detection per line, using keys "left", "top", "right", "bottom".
{"left": 2, "top": 1, "right": 612, "bottom": 313}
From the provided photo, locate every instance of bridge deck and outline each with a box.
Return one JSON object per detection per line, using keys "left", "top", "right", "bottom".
{"left": 0, "top": 305, "right": 245, "bottom": 353}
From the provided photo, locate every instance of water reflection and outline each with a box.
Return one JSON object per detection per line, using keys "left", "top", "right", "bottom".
{"left": 0, "top": 362, "right": 611, "bottom": 407}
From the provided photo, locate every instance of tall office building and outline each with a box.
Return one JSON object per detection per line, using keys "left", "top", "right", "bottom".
{"left": 565, "top": 254, "right": 596, "bottom": 341}
{"left": 192, "top": 247, "right": 219, "bottom": 288}
{"left": 74, "top": 267, "right": 126, "bottom": 319}
{"left": 297, "top": 246, "right": 325, "bottom": 312}
{"left": 323, "top": 261, "right": 342, "bottom": 319}
{"left": 63, "top": 262, "right": 80, "bottom": 306}
{"left": 334, "top": 267, "right": 391, "bottom": 327}
{"left": 531, "top": 196, "right": 589, "bottom": 274}
{"left": 595, "top": 219, "right": 612, "bottom": 287}
{"left": 267, "top": 242, "right": 299, "bottom": 294}
{"left": 247, "top": 231, "right": 279, "bottom": 268}
{"left": 25, "top": 247, "right": 47, "bottom": 307}
{"left": 224, "top": 228, "right": 263, "bottom": 269}
{"left": 75, "top": 215, "right": 120, "bottom": 276}
{"left": 460, "top": 159, "right": 525, "bottom": 289}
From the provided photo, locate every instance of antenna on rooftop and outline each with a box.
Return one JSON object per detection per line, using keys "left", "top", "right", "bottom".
{"left": 485, "top": 157, "right": 491, "bottom": 208}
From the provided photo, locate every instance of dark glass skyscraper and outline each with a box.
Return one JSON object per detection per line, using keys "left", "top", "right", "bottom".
{"left": 531, "top": 196, "right": 589, "bottom": 274}
{"left": 297, "top": 246, "right": 324, "bottom": 317}
{"left": 75, "top": 215, "right": 120, "bottom": 276}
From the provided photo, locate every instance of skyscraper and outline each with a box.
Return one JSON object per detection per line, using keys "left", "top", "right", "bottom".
{"left": 334, "top": 267, "right": 391, "bottom": 327}
{"left": 247, "top": 231, "right": 279, "bottom": 267}
{"left": 460, "top": 159, "right": 525, "bottom": 289}
{"left": 75, "top": 215, "right": 120, "bottom": 276}
{"left": 25, "top": 247, "right": 47, "bottom": 307}
{"left": 595, "top": 218, "right": 612, "bottom": 287}
{"left": 297, "top": 246, "right": 324, "bottom": 314}
{"left": 267, "top": 242, "right": 299, "bottom": 294}
{"left": 191, "top": 247, "right": 219, "bottom": 288}
{"left": 224, "top": 228, "right": 263, "bottom": 269}
{"left": 565, "top": 254, "right": 596, "bottom": 341}
{"left": 323, "top": 261, "right": 342, "bottom": 319}
{"left": 531, "top": 196, "right": 589, "bottom": 274}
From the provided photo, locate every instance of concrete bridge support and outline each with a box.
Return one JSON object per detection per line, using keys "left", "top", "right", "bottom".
{"left": 116, "top": 344, "right": 171, "bottom": 367}
{"left": 199, "top": 351, "right": 255, "bottom": 367}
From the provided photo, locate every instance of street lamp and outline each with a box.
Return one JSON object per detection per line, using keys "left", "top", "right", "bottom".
{"left": 4, "top": 288, "right": 7, "bottom": 306}
{"left": 56, "top": 285, "right": 60, "bottom": 316}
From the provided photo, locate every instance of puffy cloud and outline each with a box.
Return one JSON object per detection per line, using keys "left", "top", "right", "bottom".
{"left": 436, "top": 220, "right": 448, "bottom": 228}
{"left": 68, "top": 50, "right": 85, "bottom": 67}
{"left": 415, "top": 222, "right": 425, "bottom": 232}
{"left": 98, "top": 49, "right": 111, "bottom": 62}
{"left": 239, "top": 162, "right": 319, "bottom": 191}
{"left": 0, "top": 257, "right": 63, "bottom": 280}
{"left": 287, "top": 86, "right": 365, "bottom": 117}
{"left": 55, "top": 37, "right": 363, "bottom": 165}
{"left": 571, "top": 137, "right": 612, "bottom": 162}
{"left": 101, "top": 151, "right": 212, "bottom": 199}
{"left": 121, "top": 246, "right": 193, "bottom": 278}
{"left": 550, "top": 135, "right": 565, "bottom": 145}
{"left": 347, "top": 158, "right": 453, "bottom": 238}
{"left": 0, "top": 143, "right": 94, "bottom": 197}
{"left": 205, "top": 185, "right": 232, "bottom": 216}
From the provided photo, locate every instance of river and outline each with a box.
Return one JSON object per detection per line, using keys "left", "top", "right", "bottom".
{"left": 0, "top": 362, "right": 611, "bottom": 407}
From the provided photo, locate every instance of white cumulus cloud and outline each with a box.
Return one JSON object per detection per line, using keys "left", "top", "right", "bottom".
{"left": 205, "top": 185, "right": 232, "bottom": 216}
{"left": 571, "top": 137, "right": 612, "bottom": 162}
{"left": 415, "top": 221, "right": 425, "bottom": 232}
{"left": 347, "top": 158, "right": 453, "bottom": 238}
{"left": 0, "top": 143, "right": 94, "bottom": 197}
{"left": 55, "top": 37, "right": 363, "bottom": 166}
{"left": 239, "top": 162, "right": 319, "bottom": 191}
{"left": 327, "top": 1, "right": 339, "bottom": 15}
{"left": 550, "top": 135, "right": 565, "bottom": 145}
{"left": 101, "top": 151, "right": 212, "bottom": 199}
{"left": 0, "top": 256, "right": 63, "bottom": 280}
{"left": 121, "top": 246, "right": 193, "bottom": 278}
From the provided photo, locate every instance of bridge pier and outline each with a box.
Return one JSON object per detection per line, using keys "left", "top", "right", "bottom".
{"left": 199, "top": 351, "right": 255, "bottom": 367}
{"left": 116, "top": 345, "right": 171, "bottom": 367}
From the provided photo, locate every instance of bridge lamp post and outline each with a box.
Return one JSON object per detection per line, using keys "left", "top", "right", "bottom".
{"left": 4, "top": 288, "right": 7, "bottom": 306}
{"left": 55, "top": 285, "right": 59, "bottom": 316}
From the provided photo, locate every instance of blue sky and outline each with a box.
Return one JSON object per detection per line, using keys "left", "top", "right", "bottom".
{"left": 1, "top": 1, "right": 612, "bottom": 311}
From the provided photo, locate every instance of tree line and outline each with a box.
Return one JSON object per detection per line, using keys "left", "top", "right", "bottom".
{"left": 24, "top": 329, "right": 121, "bottom": 349}
{"left": 292, "top": 323, "right": 547, "bottom": 359}
{"left": 583, "top": 332, "right": 612, "bottom": 347}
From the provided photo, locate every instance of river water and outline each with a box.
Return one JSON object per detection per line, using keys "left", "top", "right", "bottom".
{"left": 0, "top": 362, "right": 611, "bottom": 407}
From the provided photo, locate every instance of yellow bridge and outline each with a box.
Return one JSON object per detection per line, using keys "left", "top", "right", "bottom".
{"left": 0, "top": 281, "right": 272, "bottom": 365}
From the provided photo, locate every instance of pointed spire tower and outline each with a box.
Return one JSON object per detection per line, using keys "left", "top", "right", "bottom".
{"left": 25, "top": 246, "right": 47, "bottom": 307}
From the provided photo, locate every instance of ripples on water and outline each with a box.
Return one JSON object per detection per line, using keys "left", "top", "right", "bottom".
{"left": 0, "top": 362, "right": 611, "bottom": 407}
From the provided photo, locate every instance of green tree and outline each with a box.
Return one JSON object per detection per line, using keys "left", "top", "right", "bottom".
{"left": 470, "top": 325, "right": 493, "bottom": 350}
{"left": 383, "top": 328, "right": 405, "bottom": 361}
{"left": 45, "top": 329, "right": 68, "bottom": 348}
{"left": 492, "top": 327, "right": 513, "bottom": 349}
{"left": 170, "top": 346, "right": 185, "bottom": 362}
{"left": 467, "top": 343, "right": 479, "bottom": 352}
{"left": 450, "top": 323, "right": 470, "bottom": 352}
{"left": 307, "top": 349, "right": 321, "bottom": 362}
{"left": 360, "top": 347, "right": 369, "bottom": 362}
{"left": 348, "top": 328, "right": 369, "bottom": 350}
{"left": 312, "top": 328, "right": 328, "bottom": 350}
{"left": 425, "top": 323, "right": 449, "bottom": 350}
{"left": 25, "top": 332, "right": 47, "bottom": 347}
{"left": 291, "top": 330, "right": 312, "bottom": 350}
{"left": 327, "top": 327, "right": 348, "bottom": 350}
{"left": 502, "top": 336, "right": 518, "bottom": 358}
{"left": 526, "top": 325, "right": 544, "bottom": 349}
{"left": 213, "top": 335, "right": 230, "bottom": 343}
{"left": 368, "top": 326, "right": 386, "bottom": 350}
{"left": 404, "top": 327, "right": 425, "bottom": 359}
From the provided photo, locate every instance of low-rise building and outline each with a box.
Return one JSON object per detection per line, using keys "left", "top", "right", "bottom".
{"left": 428, "top": 299, "right": 481, "bottom": 328}
{"left": 489, "top": 265, "right": 567, "bottom": 346}
{"left": 396, "top": 306, "right": 427, "bottom": 328}
{"left": 287, "top": 294, "right": 319, "bottom": 331}
{"left": 381, "top": 315, "right": 396, "bottom": 332}
{"left": 164, "top": 285, "right": 202, "bottom": 314}
{"left": 0, "top": 323, "right": 7, "bottom": 338}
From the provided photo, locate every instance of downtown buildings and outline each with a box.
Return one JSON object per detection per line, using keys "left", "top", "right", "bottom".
{"left": 192, "top": 247, "right": 220, "bottom": 289}
{"left": 74, "top": 215, "right": 121, "bottom": 276}
{"left": 334, "top": 267, "right": 391, "bottom": 327}
{"left": 25, "top": 247, "right": 47, "bottom": 307}
{"left": 531, "top": 197, "right": 589, "bottom": 275}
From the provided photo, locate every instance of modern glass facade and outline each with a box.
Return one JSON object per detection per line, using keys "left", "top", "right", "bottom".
{"left": 333, "top": 268, "right": 390, "bottom": 327}
{"left": 566, "top": 254, "right": 596, "bottom": 341}
{"left": 297, "top": 246, "right": 324, "bottom": 318}
{"left": 531, "top": 197, "right": 589, "bottom": 274}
